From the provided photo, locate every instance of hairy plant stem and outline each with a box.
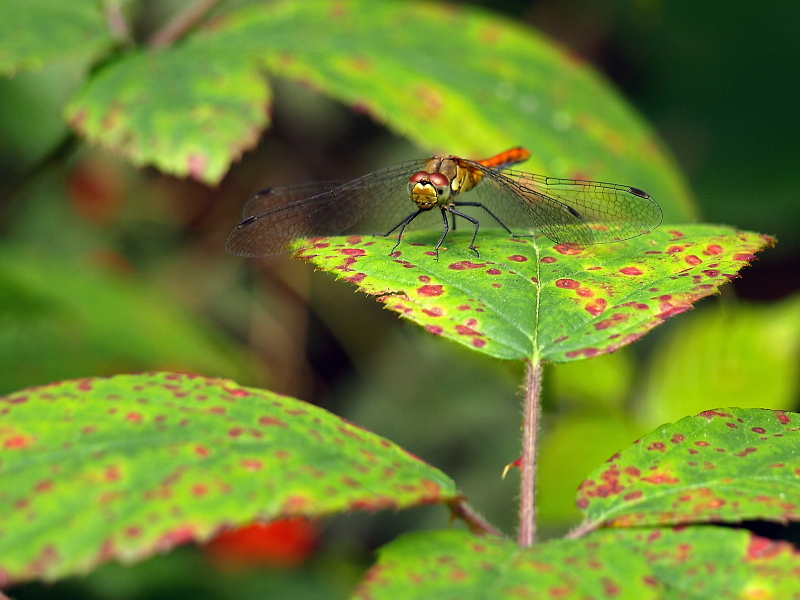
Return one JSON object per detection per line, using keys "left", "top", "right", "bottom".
{"left": 518, "top": 357, "right": 542, "bottom": 546}
{"left": 148, "top": 0, "right": 222, "bottom": 49}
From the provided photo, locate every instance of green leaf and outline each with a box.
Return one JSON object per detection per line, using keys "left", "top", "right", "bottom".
{"left": 66, "top": 0, "right": 693, "bottom": 220}
{"left": 637, "top": 296, "right": 800, "bottom": 430}
{"left": 294, "top": 225, "right": 773, "bottom": 361}
{"left": 0, "top": 0, "right": 113, "bottom": 76}
{"left": 68, "top": 47, "right": 271, "bottom": 183}
{"left": 0, "top": 373, "right": 458, "bottom": 583}
{"left": 353, "top": 527, "right": 800, "bottom": 599}
{"left": 576, "top": 408, "right": 800, "bottom": 529}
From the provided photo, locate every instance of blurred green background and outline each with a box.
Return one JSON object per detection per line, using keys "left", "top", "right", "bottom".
{"left": 2, "top": 0, "right": 798, "bottom": 598}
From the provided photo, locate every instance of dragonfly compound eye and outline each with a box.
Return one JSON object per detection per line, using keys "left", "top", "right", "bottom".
{"left": 408, "top": 171, "right": 450, "bottom": 210}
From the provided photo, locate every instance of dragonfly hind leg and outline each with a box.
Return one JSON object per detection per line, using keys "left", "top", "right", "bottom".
{"left": 453, "top": 201, "right": 526, "bottom": 238}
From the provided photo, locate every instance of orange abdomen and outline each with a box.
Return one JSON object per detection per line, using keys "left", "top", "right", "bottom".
{"left": 476, "top": 147, "right": 531, "bottom": 170}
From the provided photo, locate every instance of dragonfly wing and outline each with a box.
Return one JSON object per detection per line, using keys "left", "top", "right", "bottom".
{"left": 241, "top": 181, "right": 351, "bottom": 218}
{"left": 226, "top": 160, "right": 427, "bottom": 257}
{"left": 480, "top": 167, "right": 662, "bottom": 246}
{"left": 462, "top": 162, "right": 594, "bottom": 246}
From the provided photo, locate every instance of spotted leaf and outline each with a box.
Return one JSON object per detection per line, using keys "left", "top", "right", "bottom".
{"left": 353, "top": 527, "right": 800, "bottom": 599}
{"left": 65, "top": 0, "right": 692, "bottom": 219}
{"left": 295, "top": 225, "right": 773, "bottom": 361}
{"left": 576, "top": 408, "right": 800, "bottom": 529}
{"left": 0, "top": 373, "right": 457, "bottom": 584}
{"left": 0, "top": 0, "right": 113, "bottom": 76}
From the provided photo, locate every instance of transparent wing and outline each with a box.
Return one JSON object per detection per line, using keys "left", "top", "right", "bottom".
{"left": 464, "top": 162, "right": 662, "bottom": 247}
{"left": 226, "top": 160, "right": 428, "bottom": 257}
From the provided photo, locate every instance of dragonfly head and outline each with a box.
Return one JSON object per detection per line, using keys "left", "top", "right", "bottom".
{"left": 408, "top": 171, "right": 451, "bottom": 210}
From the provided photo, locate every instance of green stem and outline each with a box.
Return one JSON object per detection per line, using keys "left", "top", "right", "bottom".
{"left": 518, "top": 357, "right": 542, "bottom": 546}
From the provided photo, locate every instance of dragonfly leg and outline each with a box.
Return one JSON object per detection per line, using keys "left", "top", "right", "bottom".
{"left": 453, "top": 201, "right": 518, "bottom": 236}
{"left": 447, "top": 207, "right": 481, "bottom": 258}
{"left": 376, "top": 210, "right": 424, "bottom": 254}
{"left": 430, "top": 208, "right": 452, "bottom": 260}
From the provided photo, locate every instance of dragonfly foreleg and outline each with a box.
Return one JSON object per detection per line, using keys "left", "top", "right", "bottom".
{"left": 375, "top": 209, "right": 424, "bottom": 254}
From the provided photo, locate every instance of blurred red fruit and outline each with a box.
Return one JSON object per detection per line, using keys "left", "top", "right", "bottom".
{"left": 204, "top": 518, "right": 318, "bottom": 570}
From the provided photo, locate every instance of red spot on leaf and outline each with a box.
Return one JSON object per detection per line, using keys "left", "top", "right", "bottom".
{"left": 471, "top": 338, "right": 486, "bottom": 348}
{"left": 340, "top": 248, "right": 365, "bottom": 257}
{"left": 619, "top": 266, "right": 643, "bottom": 275}
{"left": 774, "top": 411, "right": 791, "bottom": 424}
{"left": 700, "top": 410, "right": 733, "bottom": 419}
{"left": 746, "top": 537, "right": 786, "bottom": 560}
{"left": 417, "top": 285, "right": 444, "bottom": 297}
{"left": 734, "top": 447, "right": 757, "bottom": 457}
{"left": 554, "top": 244, "right": 582, "bottom": 255}
{"left": 227, "top": 388, "right": 251, "bottom": 398}
{"left": 540, "top": 256, "right": 557, "bottom": 263}
{"left": 418, "top": 275, "right": 430, "bottom": 283}
{"left": 733, "top": 253, "right": 756, "bottom": 261}
{"left": 192, "top": 484, "right": 208, "bottom": 497}
{"left": 555, "top": 278, "right": 579, "bottom": 289}
{"left": 241, "top": 459, "right": 262, "bottom": 471}
{"left": 641, "top": 473, "right": 680, "bottom": 484}
{"left": 34, "top": 480, "right": 54, "bottom": 493}
{"left": 422, "top": 306, "right": 443, "bottom": 317}
{"left": 126, "top": 412, "right": 143, "bottom": 423}
{"left": 4, "top": 434, "right": 33, "bottom": 449}
{"left": 704, "top": 244, "right": 723, "bottom": 255}
{"left": 448, "top": 260, "right": 486, "bottom": 270}
{"left": 594, "top": 313, "right": 629, "bottom": 330}
{"left": 671, "top": 434, "right": 686, "bottom": 443}
{"left": 647, "top": 442, "right": 667, "bottom": 452}
{"left": 345, "top": 272, "right": 366, "bottom": 284}
{"left": 684, "top": 255, "right": 702, "bottom": 265}
{"left": 751, "top": 427, "right": 767, "bottom": 434}
{"left": 507, "top": 255, "right": 527, "bottom": 262}
{"left": 425, "top": 324, "right": 443, "bottom": 335}
{"left": 585, "top": 298, "right": 607, "bottom": 316}
{"left": 565, "top": 347, "right": 599, "bottom": 359}
{"left": 486, "top": 268, "right": 501, "bottom": 275}
{"left": 666, "top": 245, "right": 685, "bottom": 253}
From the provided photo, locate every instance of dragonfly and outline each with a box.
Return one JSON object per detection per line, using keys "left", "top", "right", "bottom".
{"left": 226, "top": 147, "right": 662, "bottom": 259}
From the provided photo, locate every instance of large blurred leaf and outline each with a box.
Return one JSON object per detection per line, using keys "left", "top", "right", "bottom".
{"left": 295, "top": 225, "right": 772, "bottom": 361}
{"left": 0, "top": 249, "right": 255, "bottom": 393}
{"left": 576, "top": 408, "right": 800, "bottom": 529}
{"left": 0, "top": 373, "right": 458, "bottom": 584}
{"left": 67, "top": 0, "right": 693, "bottom": 222}
{"left": 0, "top": 0, "right": 113, "bottom": 76}
{"left": 637, "top": 295, "right": 800, "bottom": 430}
{"left": 353, "top": 527, "right": 800, "bottom": 599}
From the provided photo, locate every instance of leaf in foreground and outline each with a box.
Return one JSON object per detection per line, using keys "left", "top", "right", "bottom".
{"left": 575, "top": 408, "right": 800, "bottom": 529}
{"left": 353, "top": 527, "right": 800, "bottom": 600}
{"left": 0, "top": 373, "right": 457, "bottom": 584}
{"left": 296, "top": 225, "right": 773, "bottom": 361}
